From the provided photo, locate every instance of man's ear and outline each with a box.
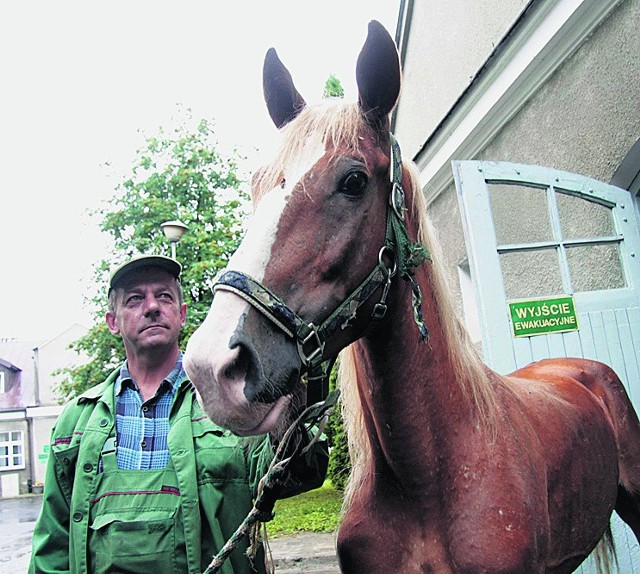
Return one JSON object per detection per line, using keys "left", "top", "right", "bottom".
{"left": 105, "top": 311, "right": 120, "bottom": 335}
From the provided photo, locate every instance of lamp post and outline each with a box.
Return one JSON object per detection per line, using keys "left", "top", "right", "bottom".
{"left": 161, "top": 220, "right": 188, "bottom": 260}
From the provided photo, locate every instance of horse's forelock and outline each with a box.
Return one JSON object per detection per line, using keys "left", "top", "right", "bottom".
{"left": 253, "top": 100, "right": 375, "bottom": 198}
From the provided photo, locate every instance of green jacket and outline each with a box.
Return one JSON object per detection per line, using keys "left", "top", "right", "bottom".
{"left": 30, "top": 369, "right": 328, "bottom": 574}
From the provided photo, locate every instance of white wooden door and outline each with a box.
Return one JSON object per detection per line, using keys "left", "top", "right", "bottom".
{"left": 453, "top": 160, "right": 640, "bottom": 572}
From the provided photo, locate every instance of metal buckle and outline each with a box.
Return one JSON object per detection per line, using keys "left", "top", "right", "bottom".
{"left": 297, "top": 323, "right": 325, "bottom": 367}
{"left": 390, "top": 182, "right": 406, "bottom": 220}
{"left": 371, "top": 302, "right": 388, "bottom": 320}
{"left": 371, "top": 248, "right": 396, "bottom": 322}
{"left": 378, "top": 246, "right": 397, "bottom": 278}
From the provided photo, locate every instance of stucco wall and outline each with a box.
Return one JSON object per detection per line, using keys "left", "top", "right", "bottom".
{"left": 394, "top": 0, "right": 530, "bottom": 158}
{"left": 427, "top": 183, "right": 467, "bottom": 315}
{"left": 477, "top": 0, "right": 640, "bottom": 181}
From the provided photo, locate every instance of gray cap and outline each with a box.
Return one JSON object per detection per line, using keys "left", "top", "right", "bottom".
{"left": 109, "top": 254, "right": 182, "bottom": 292}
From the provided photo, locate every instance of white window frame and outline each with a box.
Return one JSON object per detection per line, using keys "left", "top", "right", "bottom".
{"left": 0, "top": 430, "right": 25, "bottom": 470}
{"left": 0, "top": 371, "right": 5, "bottom": 394}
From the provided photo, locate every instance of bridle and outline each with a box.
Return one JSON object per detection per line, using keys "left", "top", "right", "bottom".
{"left": 211, "top": 133, "right": 430, "bottom": 403}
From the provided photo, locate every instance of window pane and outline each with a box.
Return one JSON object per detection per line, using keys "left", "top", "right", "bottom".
{"left": 0, "top": 446, "right": 8, "bottom": 456}
{"left": 12, "top": 456, "right": 21, "bottom": 466}
{"left": 11, "top": 431, "right": 21, "bottom": 441}
{"left": 0, "top": 457, "right": 7, "bottom": 467}
{"left": 567, "top": 244, "right": 625, "bottom": 291}
{"left": 489, "top": 184, "right": 553, "bottom": 245}
{"left": 12, "top": 445, "right": 22, "bottom": 455}
{"left": 0, "top": 432, "right": 9, "bottom": 442}
{"left": 501, "top": 248, "right": 564, "bottom": 299}
{"left": 556, "top": 191, "right": 615, "bottom": 239}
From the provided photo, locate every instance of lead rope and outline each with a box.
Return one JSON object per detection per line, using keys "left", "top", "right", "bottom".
{"left": 202, "top": 391, "right": 339, "bottom": 574}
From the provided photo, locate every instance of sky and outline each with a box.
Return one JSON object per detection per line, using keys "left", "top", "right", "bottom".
{"left": 0, "top": 1, "right": 400, "bottom": 342}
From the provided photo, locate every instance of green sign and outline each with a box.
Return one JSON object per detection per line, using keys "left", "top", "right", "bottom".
{"left": 509, "top": 296, "right": 579, "bottom": 338}
{"left": 38, "top": 443, "right": 50, "bottom": 465}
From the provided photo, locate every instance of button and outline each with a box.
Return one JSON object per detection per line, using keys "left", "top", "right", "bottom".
{"left": 63, "top": 457, "right": 70, "bottom": 465}
{"left": 99, "top": 419, "right": 108, "bottom": 428}
{"left": 72, "top": 511, "right": 83, "bottom": 522}
{"left": 141, "top": 441, "right": 147, "bottom": 448}
{"left": 83, "top": 463, "right": 93, "bottom": 473}
{"left": 142, "top": 406, "right": 149, "bottom": 413}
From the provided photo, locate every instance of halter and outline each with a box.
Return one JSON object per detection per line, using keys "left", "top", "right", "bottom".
{"left": 212, "top": 133, "right": 430, "bottom": 402}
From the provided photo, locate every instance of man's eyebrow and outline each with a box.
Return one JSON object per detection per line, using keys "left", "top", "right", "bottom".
{"left": 122, "top": 286, "right": 144, "bottom": 295}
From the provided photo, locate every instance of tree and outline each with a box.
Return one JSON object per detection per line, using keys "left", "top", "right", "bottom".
{"left": 57, "top": 110, "right": 249, "bottom": 399}
{"left": 323, "top": 74, "right": 345, "bottom": 99}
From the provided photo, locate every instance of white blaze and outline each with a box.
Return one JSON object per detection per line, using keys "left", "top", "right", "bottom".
{"left": 229, "top": 134, "right": 326, "bottom": 279}
{"left": 184, "top": 133, "right": 327, "bottom": 417}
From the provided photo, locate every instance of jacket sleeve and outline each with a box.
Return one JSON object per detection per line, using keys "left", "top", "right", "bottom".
{"left": 245, "top": 425, "right": 329, "bottom": 499}
{"left": 29, "top": 430, "right": 72, "bottom": 573}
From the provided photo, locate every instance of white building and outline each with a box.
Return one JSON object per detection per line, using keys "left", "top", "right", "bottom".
{"left": 0, "top": 323, "right": 88, "bottom": 497}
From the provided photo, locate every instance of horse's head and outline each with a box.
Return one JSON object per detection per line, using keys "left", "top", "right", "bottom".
{"left": 184, "top": 20, "right": 402, "bottom": 436}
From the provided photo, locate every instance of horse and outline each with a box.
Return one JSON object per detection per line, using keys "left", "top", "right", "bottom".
{"left": 184, "top": 20, "right": 640, "bottom": 573}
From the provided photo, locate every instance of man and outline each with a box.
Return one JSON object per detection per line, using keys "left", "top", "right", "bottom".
{"left": 30, "top": 254, "right": 328, "bottom": 573}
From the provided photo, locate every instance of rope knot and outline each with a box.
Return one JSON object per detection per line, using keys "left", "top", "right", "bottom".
{"left": 407, "top": 242, "right": 431, "bottom": 270}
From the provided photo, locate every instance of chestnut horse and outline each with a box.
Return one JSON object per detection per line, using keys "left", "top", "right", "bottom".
{"left": 184, "top": 20, "right": 640, "bottom": 572}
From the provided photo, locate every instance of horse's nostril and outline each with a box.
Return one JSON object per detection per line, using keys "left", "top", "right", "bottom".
{"left": 222, "top": 344, "right": 250, "bottom": 384}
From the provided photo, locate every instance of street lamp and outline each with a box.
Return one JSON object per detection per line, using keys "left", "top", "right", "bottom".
{"left": 161, "top": 220, "right": 188, "bottom": 260}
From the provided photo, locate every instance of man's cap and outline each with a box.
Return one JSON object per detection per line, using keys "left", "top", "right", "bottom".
{"left": 109, "top": 254, "right": 182, "bottom": 292}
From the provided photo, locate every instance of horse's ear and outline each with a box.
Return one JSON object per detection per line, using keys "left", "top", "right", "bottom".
{"left": 356, "top": 20, "right": 401, "bottom": 126}
{"left": 263, "top": 48, "right": 307, "bottom": 129}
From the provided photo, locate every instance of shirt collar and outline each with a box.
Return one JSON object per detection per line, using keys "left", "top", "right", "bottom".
{"left": 115, "top": 352, "right": 185, "bottom": 397}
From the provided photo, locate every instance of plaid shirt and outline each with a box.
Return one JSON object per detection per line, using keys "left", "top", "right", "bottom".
{"left": 113, "top": 354, "right": 185, "bottom": 470}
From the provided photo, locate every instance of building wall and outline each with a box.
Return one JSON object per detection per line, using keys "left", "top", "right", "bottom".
{"left": 27, "top": 406, "right": 64, "bottom": 486}
{"left": 477, "top": 0, "right": 640, "bottom": 181}
{"left": 394, "top": 0, "right": 530, "bottom": 158}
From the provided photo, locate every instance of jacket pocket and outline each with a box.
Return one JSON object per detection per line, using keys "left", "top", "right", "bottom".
{"left": 89, "top": 511, "right": 177, "bottom": 574}
{"left": 52, "top": 444, "right": 80, "bottom": 504}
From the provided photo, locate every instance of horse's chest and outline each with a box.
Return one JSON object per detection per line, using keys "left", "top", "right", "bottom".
{"left": 337, "top": 497, "right": 456, "bottom": 573}
{"left": 338, "top": 494, "right": 545, "bottom": 573}
{"left": 337, "top": 523, "right": 454, "bottom": 573}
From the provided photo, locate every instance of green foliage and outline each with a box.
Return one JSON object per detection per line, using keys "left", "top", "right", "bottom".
{"left": 326, "top": 364, "right": 351, "bottom": 492}
{"left": 269, "top": 481, "right": 342, "bottom": 537}
{"left": 58, "top": 109, "right": 250, "bottom": 399}
{"left": 323, "top": 74, "right": 344, "bottom": 99}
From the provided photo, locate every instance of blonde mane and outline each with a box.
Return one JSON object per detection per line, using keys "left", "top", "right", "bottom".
{"left": 339, "top": 158, "right": 498, "bottom": 508}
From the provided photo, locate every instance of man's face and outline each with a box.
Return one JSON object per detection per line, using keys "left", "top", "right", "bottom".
{"left": 105, "top": 267, "right": 186, "bottom": 355}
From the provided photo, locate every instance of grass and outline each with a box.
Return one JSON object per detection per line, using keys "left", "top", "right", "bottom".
{"left": 267, "top": 480, "right": 344, "bottom": 537}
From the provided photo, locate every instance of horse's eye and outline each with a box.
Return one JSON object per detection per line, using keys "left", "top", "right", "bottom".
{"left": 339, "top": 171, "right": 368, "bottom": 197}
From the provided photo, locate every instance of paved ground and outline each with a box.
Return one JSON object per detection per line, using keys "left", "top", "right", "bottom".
{"left": 0, "top": 495, "right": 41, "bottom": 571}
{"left": 269, "top": 532, "right": 339, "bottom": 573}
{"left": 0, "top": 495, "right": 340, "bottom": 573}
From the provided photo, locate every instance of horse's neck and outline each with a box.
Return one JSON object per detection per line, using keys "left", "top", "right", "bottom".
{"left": 355, "top": 265, "right": 480, "bottom": 493}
